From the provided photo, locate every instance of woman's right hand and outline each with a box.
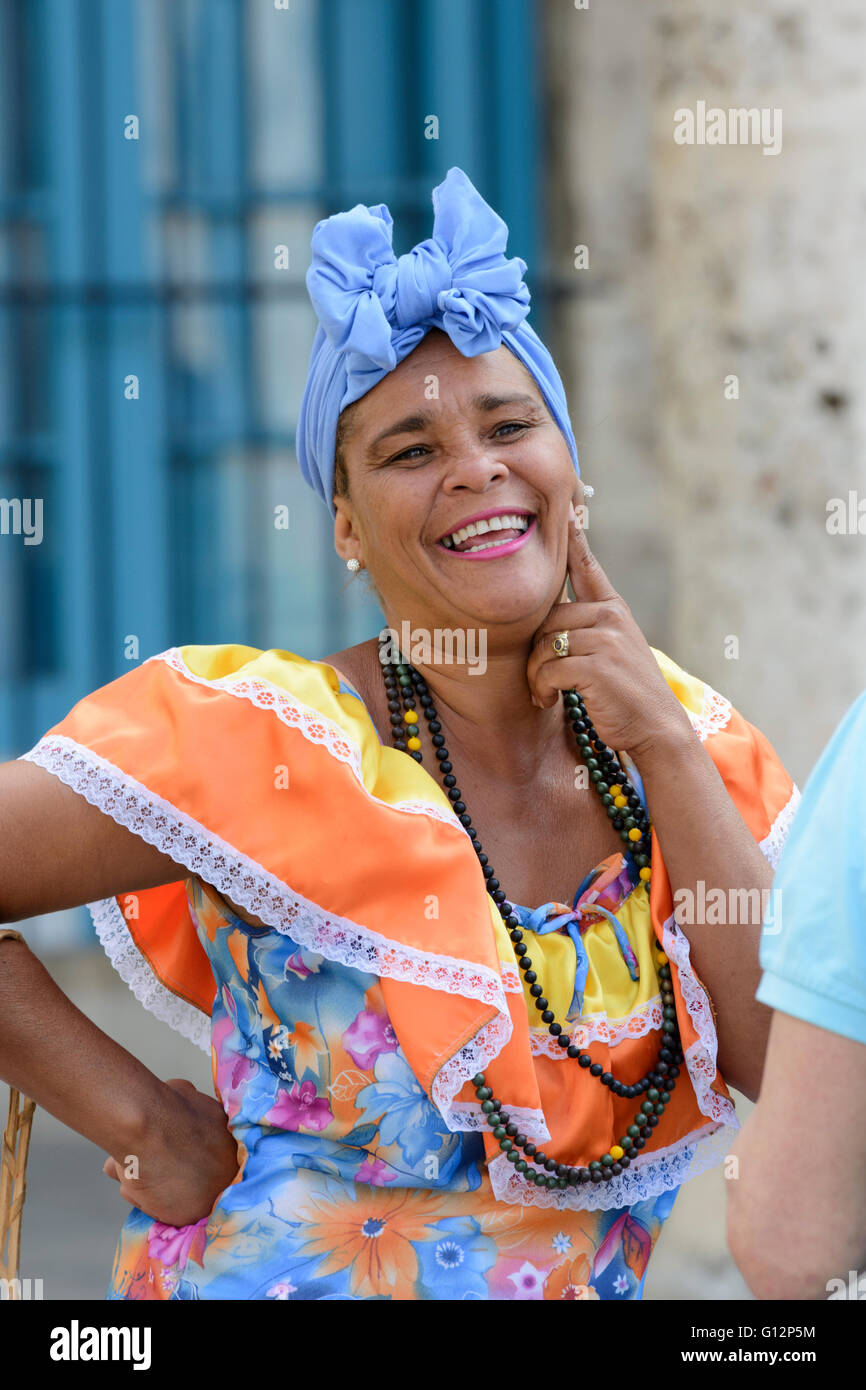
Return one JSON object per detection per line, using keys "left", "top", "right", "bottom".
{"left": 102, "top": 1077, "right": 241, "bottom": 1227}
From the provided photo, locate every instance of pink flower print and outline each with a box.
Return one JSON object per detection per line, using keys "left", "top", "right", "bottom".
{"left": 146, "top": 1216, "right": 208, "bottom": 1271}
{"left": 267, "top": 1281, "right": 297, "bottom": 1299}
{"left": 342, "top": 1009, "right": 399, "bottom": 1069}
{"left": 508, "top": 1260, "right": 546, "bottom": 1299}
{"left": 284, "top": 947, "right": 323, "bottom": 980}
{"left": 356, "top": 1157, "right": 396, "bottom": 1187}
{"left": 266, "top": 1079, "right": 333, "bottom": 1133}
{"left": 212, "top": 1016, "right": 257, "bottom": 1120}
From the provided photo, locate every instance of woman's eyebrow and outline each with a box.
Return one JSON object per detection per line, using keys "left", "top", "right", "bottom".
{"left": 365, "top": 392, "right": 543, "bottom": 455}
{"left": 366, "top": 412, "right": 433, "bottom": 454}
{"left": 472, "top": 392, "right": 542, "bottom": 414}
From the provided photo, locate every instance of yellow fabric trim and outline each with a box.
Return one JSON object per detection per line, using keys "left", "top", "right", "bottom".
{"left": 649, "top": 645, "right": 707, "bottom": 718}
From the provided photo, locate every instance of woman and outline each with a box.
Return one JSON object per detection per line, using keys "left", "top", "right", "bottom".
{"left": 0, "top": 168, "right": 797, "bottom": 1301}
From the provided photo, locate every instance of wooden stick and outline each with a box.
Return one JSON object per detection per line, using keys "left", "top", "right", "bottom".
{"left": 0, "top": 928, "right": 37, "bottom": 1296}
{"left": 0, "top": 1087, "right": 36, "bottom": 1296}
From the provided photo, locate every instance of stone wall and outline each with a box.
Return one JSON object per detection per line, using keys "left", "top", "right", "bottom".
{"left": 544, "top": 0, "right": 866, "bottom": 786}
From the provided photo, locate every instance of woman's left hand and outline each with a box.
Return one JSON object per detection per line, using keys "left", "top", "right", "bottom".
{"left": 526, "top": 503, "right": 694, "bottom": 759}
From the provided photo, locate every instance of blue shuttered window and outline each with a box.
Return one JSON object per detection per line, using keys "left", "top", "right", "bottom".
{"left": 1, "top": 0, "right": 542, "bottom": 941}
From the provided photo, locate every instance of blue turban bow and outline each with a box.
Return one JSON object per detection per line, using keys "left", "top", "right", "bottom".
{"left": 296, "top": 166, "right": 580, "bottom": 516}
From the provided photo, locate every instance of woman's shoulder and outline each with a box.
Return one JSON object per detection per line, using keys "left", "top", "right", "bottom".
{"left": 151, "top": 641, "right": 380, "bottom": 709}
{"left": 166, "top": 642, "right": 336, "bottom": 682}
{"left": 316, "top": 638, "right": 382, "bottom": 708}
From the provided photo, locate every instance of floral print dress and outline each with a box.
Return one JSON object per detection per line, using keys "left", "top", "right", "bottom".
{"left": 108, "top": 868, "right": 678, "bottom": 1302}
{"left": 23, "top": 644, "right": 796, "bottom": 1301}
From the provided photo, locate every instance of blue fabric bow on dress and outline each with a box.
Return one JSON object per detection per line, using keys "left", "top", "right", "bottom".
{"left": 296, "top": 166, "right": 579, "bottom": 515}
{"left": 524, "top": 885, "right": 641, "bottom": 1021}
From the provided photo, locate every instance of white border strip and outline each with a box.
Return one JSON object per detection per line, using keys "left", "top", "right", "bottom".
{"left": 758, "top": 784, "right": 801, "bottom": 871}
{"left": 488, "top": 1119, "right": 736, "bottom": 1212}
{"left": 89, "top": 894, "right": 211, "bottom": 1052}
{"left": 20, "top": 734, "right": 510, "bottom": 1018}
{"left": 685, "top": 681, "right": 733, "bottom": 742}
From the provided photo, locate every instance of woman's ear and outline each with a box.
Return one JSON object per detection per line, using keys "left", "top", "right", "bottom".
{"left": 333, "top": 502, "right": 360, "bottom": 567}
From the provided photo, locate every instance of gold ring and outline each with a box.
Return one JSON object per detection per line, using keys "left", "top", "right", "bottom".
{"left": 552, "top": 630, "right": 570, "bottom": 658}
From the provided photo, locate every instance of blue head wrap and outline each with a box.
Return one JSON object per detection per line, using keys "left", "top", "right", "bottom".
{"left": 296, "top": 166, "right": 579, "bottom": 516}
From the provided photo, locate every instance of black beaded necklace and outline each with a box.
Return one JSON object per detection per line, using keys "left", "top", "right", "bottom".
{"left": 379, "top": 634, "right": 685, "bottom": 1192}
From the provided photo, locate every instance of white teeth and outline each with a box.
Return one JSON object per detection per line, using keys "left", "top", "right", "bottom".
{"left": 441, "top": 513, "right": 531, "bottom": 549}
{"left": 462, "top": 536, "right": 518, "bottom": 553}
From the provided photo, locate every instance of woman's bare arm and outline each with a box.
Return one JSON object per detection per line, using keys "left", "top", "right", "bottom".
{"left": 0, "top": 760, "right": 240, "bottom": 1222}
{"left": 0, "top": 760, "right": 185, "bottom": 922}
{"left": 0, "top": 934, "right": 238, "bottom": 1223}
{"left": 628, "top": 724, "right": 775, "bottom": 1103}
{"left": 0, "top": 758, "right": 263, "bottom": 927}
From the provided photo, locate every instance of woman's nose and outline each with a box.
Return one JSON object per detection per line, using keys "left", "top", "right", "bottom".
{"left": 441, "top": 444, "right": 511, "bottom": 491}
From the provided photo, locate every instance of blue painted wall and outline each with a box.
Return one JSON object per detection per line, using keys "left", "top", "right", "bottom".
{"left": 0, "top": 0, "right": 544, "bottom": 944}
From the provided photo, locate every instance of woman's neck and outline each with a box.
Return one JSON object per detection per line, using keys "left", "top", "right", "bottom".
{"left": 373, "top": 632, "right": 570, "bottom": 787}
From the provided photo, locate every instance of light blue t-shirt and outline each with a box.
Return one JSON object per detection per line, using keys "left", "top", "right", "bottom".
{"left": 757, "top": 691, "right": 866, "bottom": 1045}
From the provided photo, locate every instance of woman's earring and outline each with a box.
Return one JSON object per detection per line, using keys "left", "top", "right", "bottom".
{"left": 582, "top": 483, "right": 594, "bottom": 499}
{"left": 346, "top": 558, "right": 361, "bottom": 572}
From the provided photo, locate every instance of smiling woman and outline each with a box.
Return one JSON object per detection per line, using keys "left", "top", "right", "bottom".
{"left": 329, "top": 329, "right": 579, "bottom": 626}
{"left": 1, "top": 167, "right": 798, "bottom": 1302}
{"left": 334, "top": 377, "right": 545, "bottom": 558}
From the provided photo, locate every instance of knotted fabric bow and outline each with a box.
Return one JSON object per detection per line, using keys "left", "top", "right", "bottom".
{"left": 522, "top": 889, "right": 644, "bottom": 1023}
{"left": 297, "top": 166, "right": 579, "bottom": 515}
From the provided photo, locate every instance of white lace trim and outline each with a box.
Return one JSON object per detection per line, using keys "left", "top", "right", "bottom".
{"left": 88, "top": 895, "right": 212, "bottom": 1053}
{"left": 685, "top": 681, "right": 732, "bottom": 742}
{"left": 428, "top": 1006, "right": 520, "bottom": 1135}
{"left": 499, "top": 961, "right": 522, "bottom": 993}
{"left": 660, "top": 914, "right": 738, "bottom": 1129}
{"left": 529, "top": 995, "right": 665, "bottom": 1057}
{"left": 447, "top": 1100, "right": 551, "bottom": 1145}
{"left": 389, "top": 799, "right": 469, "bottom": 832}
{"left": 758, "top": 784, "right": 801, "bottom": 871}
{"left": 147, "top": 647, "right": 464, "bottom": 837}
{"left": 20, "top": 734, "right": 510, "bottom": 1017}
{"left": 487, "top": 1119, "right": 736, "bottom": 1211}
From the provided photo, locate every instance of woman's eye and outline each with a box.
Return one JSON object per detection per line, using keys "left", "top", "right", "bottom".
{"left": 391, "top": 422, "right": 530, "bottom": 462}
{"left": 392, "top": 445, "right": 429, "bottom": 463}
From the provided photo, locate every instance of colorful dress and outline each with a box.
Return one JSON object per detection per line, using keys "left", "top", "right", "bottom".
{"left": 20, "top": 643, "right": 799, "bottom": 1300}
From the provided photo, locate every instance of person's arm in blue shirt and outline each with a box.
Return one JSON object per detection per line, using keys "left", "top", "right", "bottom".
{"left": 727, "top": 693, "right": 866, "bottom": 1299}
